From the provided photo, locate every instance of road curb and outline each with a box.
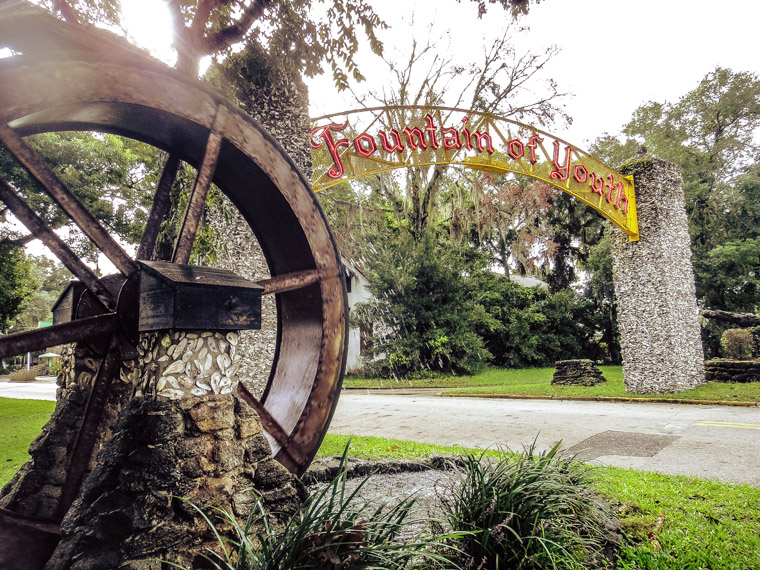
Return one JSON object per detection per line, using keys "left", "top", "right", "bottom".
{"left": 434, "top": 392, "right": 760, "bottom": 407}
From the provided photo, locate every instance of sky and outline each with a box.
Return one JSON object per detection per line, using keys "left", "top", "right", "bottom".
{"left": 120, "top": 0, "right": 760, "bottom": 151}
{"left": 305, "top": 0, "right": 760, "bottom": 148}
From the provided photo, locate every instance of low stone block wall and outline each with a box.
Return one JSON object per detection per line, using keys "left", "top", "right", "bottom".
{"left": 704, "top": 359, "right": 760, "bottom": 383}
{"left": 552, "top": 359, "right": 606, "bottom": 386}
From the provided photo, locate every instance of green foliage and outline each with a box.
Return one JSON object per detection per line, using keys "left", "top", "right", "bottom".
{"left": 0, "top": 236, "right": 36, "bottom": 334}
{"left": 11, "top": 255, "right": 72, "bottom": 332}
{"left": 593, "top": 68, "right": 760, "bottom": 317}
{"left": 542, "top": 192, "right": 603, "bottom": 294}
{"left": 355, "top": 232, "right": 492, "bottom": 377}
{"left": 438, "top": 443, "right": 613, "bottom": 569}
{"left": 191, "top": 446, "right": 456, "bottom": 569}
{"left": 581, "top": 234, "right": 620, "bottom": 363}
{"left": 0, "top": 132, "right": 161, "bottom": 261}
{"left": 720, "top": 328, "right": 754, "bottom": 360}
{"left": 475, "top": 272, "right": 602, "bottom": 367}
{"left": 696, "top": 237, "right": 760, "bottom": 313}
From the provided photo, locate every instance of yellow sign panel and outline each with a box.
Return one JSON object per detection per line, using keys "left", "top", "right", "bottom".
{"left": 311, "top": 106, "right": 638, "bottom": 241}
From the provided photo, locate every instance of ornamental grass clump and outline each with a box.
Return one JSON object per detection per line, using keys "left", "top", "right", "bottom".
{"left": 438, "top": 443, "right": 612, "bottom": 569}
{"left": 189, "top": 446, "right": 459, "bottom": 569}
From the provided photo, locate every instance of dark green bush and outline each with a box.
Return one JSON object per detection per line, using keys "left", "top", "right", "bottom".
{"left": 438, "top": 443, "right": 613, "bottom": 569}
{"left": 355, "top": 232, "right": 491, "bottom": 378}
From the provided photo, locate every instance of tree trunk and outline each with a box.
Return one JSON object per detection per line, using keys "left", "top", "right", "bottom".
{"left": 702, "top": 309, "right": 760, "bottom": 328}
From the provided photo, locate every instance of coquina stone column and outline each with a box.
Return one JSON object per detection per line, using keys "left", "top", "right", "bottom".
{"left": 611, "top": 155, "right": 705, "bottom": 393}
{"left": 42, "top": 330, "right": 305, "bottom": 570}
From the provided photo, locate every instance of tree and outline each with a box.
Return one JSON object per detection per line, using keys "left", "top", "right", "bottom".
{"left": 0, "top": 232, "right": 36, "bottom": 333}
{"left": 452, "top": 172, "right": 557, "bottom": 276}
{"left": 344, "top": 20, "right": 567, "bottom": 243}
{"left": 475, "top": 270, "right": 602, "bottom": 367}
{"left": 0, "top": 132, "right": 162, "bottom": 263}
{"left": 620, "top": 67, "right": 760, "bottom": 258}
{"left": 354, "top": 231, "right": 492, "bottom": 377}
{"left": 591, "top": 68, "right": 760, "bottom": 308}
{"left": 581, "top": 233, "right": 620, "bottom": 362}
{"left": 12, "top": 256, "right": 73, "bottom": 331}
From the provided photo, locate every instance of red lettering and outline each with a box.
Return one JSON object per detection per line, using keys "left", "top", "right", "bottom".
{"left": 526, "top": 134, "right": 543, "bottom": 164}
{"left": 378, "top": 129, "right": 404, "bottom": 153}
{"left": 311, "top": 122, "right": 350, "bottom": 178}
{"left": 550, "top": 140, "right": 572, "bottom": 180}
{"left": 442, "top": 128, "right": 462, "bottom": 150}
{"left": 404, "top": 126, "right": 427, "bottom": 150}
{"left": 507, "top": 139, "right": 524, "bottom": 159}
{"left": 573, "top": 164, "right": 588, "bottom": 183}
{"left": 606, "top": 174, "right": 616, "bottom": 203}
{"left": 354, "top": 133, "right": 377, "bottom": 158}
{"left": 614, "top": 182, "right": 625, "bottom": 210}
{"left": 473, "top": 131, "right": 495, "bottom": 154}
{"left": 620, "top": 194, "right": 629, "bottom": 214}
{"left": 462, "top": 118, "right": 473, "bottom": 150}
{"left": 590, "top": 172, "right": 604, "bottom": 195}
{"left": 424, "top": 114, "right": 440, "bottom": 149}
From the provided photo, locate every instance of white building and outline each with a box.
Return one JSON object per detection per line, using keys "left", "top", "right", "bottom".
{"left": 342, "top": 258, "right": 373, "bottom": 373}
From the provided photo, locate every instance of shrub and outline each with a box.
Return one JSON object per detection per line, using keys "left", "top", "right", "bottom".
{"left": 438, "top": 443, "right": 613, "bottom": 569}
{"left": 721, "top": 328, "right": 754, "bottom": 360}
{"left": 9, "top": 366, "right": 40, "bottom": 382}
{"left": 355, "top": 232, "right": 491, "bottom": 378}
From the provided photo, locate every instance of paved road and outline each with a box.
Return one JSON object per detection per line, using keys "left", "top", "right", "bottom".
{"left": 330, "top": 392, "right": 760, "bottom": 487}
{"left": 0, "top": 378, "right": 57, "bottom": 401}
{"left": 4, "top": 381, "right": 759, "bottom": 486}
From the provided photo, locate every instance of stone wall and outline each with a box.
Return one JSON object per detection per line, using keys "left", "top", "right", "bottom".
{"left": 46, "top": 395, "right": 304, "bottom": 570}
{"left": 611, "top": 155, "right": 705, "bottom": 393}
{"left": 552, "top": 360, "right": 606, "bottom": 386}
{"left": 705, "top": 359, "right": 760, "bottom": 383}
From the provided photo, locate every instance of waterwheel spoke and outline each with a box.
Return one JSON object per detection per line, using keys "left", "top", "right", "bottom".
{"left": 54, "top": 334, "right": 126, "bottom": 522}
{"left": 0, "top": 123, "right": 137, "bottom": 276}
{"left": 0, "top": 313, "right": 120, "bottom": 359}
{"left": 171, "top": 108, "right": 227, "bottom": 264}
{"left": 0, "top": 179, "right": 116, "bottom": 310}
{"left": 237, "top": 383, "right": 292, "bottom": 451}
{"left": 256, "top": 269, "right": 328, "bottom": 295}
{"left": 136, "top": 153, "right": 180, "bottom": 261}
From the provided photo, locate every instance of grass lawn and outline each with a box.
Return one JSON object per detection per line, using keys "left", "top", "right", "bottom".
{"left": 0, "top": 397, "right": 55, "bottom": 485}
{"left": 318, "top": 433, "right": 760, "bottom": 569}
{"left": 1, "top": 398, "right": 758, "bottom": 568}
{"left": 344, "top": 366, "right": 760, "bottom": 403}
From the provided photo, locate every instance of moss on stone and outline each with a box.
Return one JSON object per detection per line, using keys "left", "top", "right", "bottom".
{"left": 618, "top": 156, "right": 655, "bottom": 176}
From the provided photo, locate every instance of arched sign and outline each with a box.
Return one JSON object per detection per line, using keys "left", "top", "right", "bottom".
{"left": 311, "top": 106, "right": 638, "bottom": 241}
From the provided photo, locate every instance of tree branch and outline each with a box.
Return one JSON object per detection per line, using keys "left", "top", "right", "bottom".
{"left": 0, "top": 233, "right": 35, "bottom": 248}
{"left": 203, "top": 0, "right": 272, "bottom": 54}
{"left": 52, "top": 0, "right": 80, "bottom": 24}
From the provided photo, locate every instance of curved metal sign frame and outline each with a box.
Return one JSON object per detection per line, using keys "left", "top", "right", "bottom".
{"left": 311, "top": 105, "right": 638, "bottom": 241}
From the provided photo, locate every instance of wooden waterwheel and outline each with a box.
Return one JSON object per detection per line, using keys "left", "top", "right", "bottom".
{"left": 0, "top": 4, "right": 348, "bottom": 564}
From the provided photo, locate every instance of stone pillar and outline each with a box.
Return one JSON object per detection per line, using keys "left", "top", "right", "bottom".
{"left": 44, "top": 330, "right": 305, "bottom": 569}
{"left": 1, "top": 330, "right": 304, "bottom": 570}
{"left": 611, "top": 155, "right": 705, "bottom": 393}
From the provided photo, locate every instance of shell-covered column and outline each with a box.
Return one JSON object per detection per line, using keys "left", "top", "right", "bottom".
{"left": 611, "top": 155, "right": 705, "bottom": 393}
